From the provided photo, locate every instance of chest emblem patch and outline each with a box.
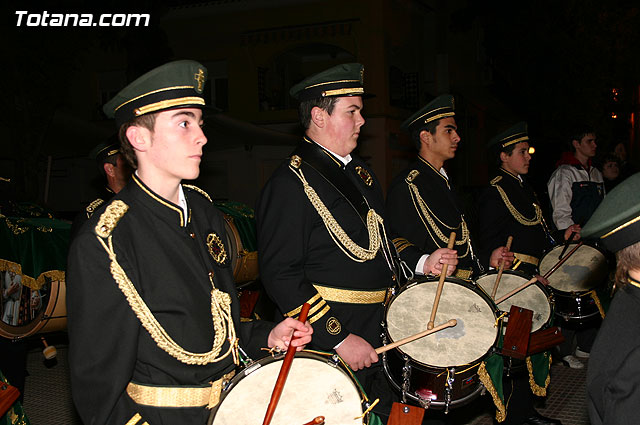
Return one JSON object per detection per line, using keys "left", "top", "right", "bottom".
{"left": 206, "top": 232, "right": 228, "bottom": 266}
{"left": 326, "top": 317, "right": 342, "bottom": 335}
{"left": 355, "top": 166, "right": 373, "bottom": 186}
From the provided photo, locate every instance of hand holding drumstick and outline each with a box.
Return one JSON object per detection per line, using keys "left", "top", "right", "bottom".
{"left": 427, "top": 232, "right": 456, "bottom": 330}
{"left": 491, "top": 235, "right": 513, "bottom": 299}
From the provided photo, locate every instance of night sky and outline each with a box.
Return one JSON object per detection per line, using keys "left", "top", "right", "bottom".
{"left": 3, "top": 0, "right": 640, "bottom": 207}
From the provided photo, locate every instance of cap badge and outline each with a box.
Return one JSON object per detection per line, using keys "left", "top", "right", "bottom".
{"left": 194, "top": 69, "right": 206, "bottom": 93}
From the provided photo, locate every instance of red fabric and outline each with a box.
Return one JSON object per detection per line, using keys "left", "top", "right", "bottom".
{"left": 555, "top": 151, "right": 592, "bottom": 168}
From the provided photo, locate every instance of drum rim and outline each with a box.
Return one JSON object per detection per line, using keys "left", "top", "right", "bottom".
{"left": 208, "top": 350, "right": 368, "bottom": 425}
{"left": 383, "top": 276, "right": 500, "bottom": 368}
{"left": 539, "top": 242, "right": 609, "bottom": 293}
{"left": 475, "top": 269, "right": 555, "bottom": 332}
{"left": 0, "top": 279, "right": 66, "bottom": 339}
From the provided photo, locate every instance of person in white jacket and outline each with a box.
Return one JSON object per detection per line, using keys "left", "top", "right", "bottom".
{"left": 547, "top": 126, "right": 605, "bottom": 369}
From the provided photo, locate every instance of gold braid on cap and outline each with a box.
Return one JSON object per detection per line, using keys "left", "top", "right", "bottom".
{"left": 94, "top": 203, "right": 238, "bottom": 365}
{"left": 491, "top": 183, "right": 542, "bottom": 226}
{"left": 289, "top": 161, "right": 386, "bottom": 262}
{"left": 405, "top": 172, "right": 470, "bottom": 257}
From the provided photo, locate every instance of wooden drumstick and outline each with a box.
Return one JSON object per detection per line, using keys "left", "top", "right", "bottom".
{"left": 301, "top": 417, "right": 325, "bottom": 425}
{"left": 490, "top": 235, "right": 513, "bottom": 299}
{"left": 427, "top": 232, "right": 457, "bottom": 330}
{"left": 375, "top": 319, "right": 457, "bottom": 354}
{"left": 262, "top": 303, "right": 311, "bottom": 425}
{"left": 495, "top": 241, "right": 584, "bottom": 304}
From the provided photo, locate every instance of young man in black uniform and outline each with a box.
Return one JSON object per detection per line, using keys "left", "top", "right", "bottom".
{"left": 585, "top": 173, "right": 640, "bottom": 425}
{"left": 386, "top": 94, "right": 511, "bottom": 281}
{"left": 477, "top": 123, "right": 563, "bottom": 425}
{"left": 70, "top": 140, "right": 132, "bottom": 239}
{"left": 256, "top": 63, "right": 406, "bottom": 420}
{"left": 67, "top": 60, "right": 312, "bottom": 425}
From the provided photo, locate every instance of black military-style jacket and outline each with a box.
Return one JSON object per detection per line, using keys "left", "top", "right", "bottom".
{"left": 69, "top": 186, "right": 115, "bottom": 241}
{"left": 385, "top": 155, "right": 478, "bottom": 278}
{"left": 256, "top": 138, "right": 394, "bottom": 351}
{"left": 477, "top": 168, "right": 550, "bottom": 275}
{"left": 67, "top": 174, "right": 272, "bottom": 425}
{"left": 588, "top": 282, "right": 640, "bottom": 425}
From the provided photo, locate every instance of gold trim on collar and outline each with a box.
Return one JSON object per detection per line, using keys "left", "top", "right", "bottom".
{"left": 322, "top": 87, "right": 364, "bottom": 97}
{"left": 418, "top": 155, "right": 449, "bottom": 188}
{"left": 134, "top": 97, "right": 205, "bottom": 116}
{"left": 628, "top": 276, "right": 640, "bottom": 289}
{"left": 312, "top": 284, "right": 387, "bottom": 304}
{"left": 115, "top": 85, "right": 195, "bottom": 111}
{"left": 602, "top": 214, "right": 640, "bottom": 239}
{"left": 133, "top": 176, "right": 186, "bottom": 227}
{"left": 306, "top": 79, "right": 360, "bottom": 89}
{"left": 125, "top": 413, "right": 144, "bottom": 425}
{"left": 303, "top": 137, "right": 343, "bottom": 167}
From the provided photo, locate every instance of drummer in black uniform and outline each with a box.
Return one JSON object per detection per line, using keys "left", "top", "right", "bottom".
{"left": 585, "top": 173, "right": 640, "bottom": 425}
{"left": 69, "top": 139, "right": 132, "bottom": 239}
{"left": 386, "top": 94, "right": 511, "bottom": 280}
{"left": 67, "top": 60, "right": 312, "bottom": 425}
{"left": 477, "top": 122, "right": 563, "bottom": 425}
{"left": 256, "top": 63, "right": 407, "bottom": 421}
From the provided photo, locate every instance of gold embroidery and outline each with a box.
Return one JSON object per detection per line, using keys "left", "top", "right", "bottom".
{"left": 512, "top": 252, "right": 539, "bottom": 266}
{"left": 125, "top": 413, "right": 142, "bottom": 425}
{"left": 289, "top": 163, "right": 387, "bottom": 263}
{"left": 589, "top": 290, "right": 605, "bottom": 319}
{"left": 478, "top": 361, "right": 506, "bottom": 422}
{"left": 406, "top": 169, "right": 419, "bottom": 183}
{"left": 194, "top": 69, "right": 206, "bottom": 92}
{"left": 95, "top": 200, "right": 128, "bottom": 238}
{"left": 95, "top": 233, "right": 238, "bottom": 365}
{"left": 321, "top": 87, "right": 364, "bottom": 97}
{"left": 115, "top": 85, "right": 195, "bottom": 111}
{"left": 286, "top": 294, "right": 321, "bottom": 317}
{"left": 406, "top": 178, "right": 471, "bottom": 257}
{"left": 326, "top": 317, "right": 342, "bottom": 335}
{"left": 184, "top": 184, "right": 212, "bottom": 202}
{"left": 392, "top": 237, "right": 414, "bottom": 253}
{"left": 290, "top": 155, "right": 302, "bottom": 169}
{"left": 0, "top": 260, "right": 64, "bottom": 290}
{"left": 86, "top": 198, "right": 104, "bottom": 218}
{"left": 3, "top": 217, "right": 28, "bottom": 235}
{"left": 355, "top": 166, "right": 373, "bottom": 186}
{"left": 134, "top": 97, "right": 205, "bottom": 116}
{"left": 492, "top": 184, "right": 542, "bottom": 226}
{"left": 312, "top": 284, "right": 387, "bottom": 304}
{"left": 310, "top": 305, "right": 331, "bottom": 324}
{"left": 206, "top": 233, "right": 228, "bottom": 265}
{"left": 526, "top": 353, "right": 551, "bottom": 396}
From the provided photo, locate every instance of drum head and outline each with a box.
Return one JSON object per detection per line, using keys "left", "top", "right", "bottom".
{"left": 476, "top": 272, "right": 551, "bottom": 332}
{"left": 210, "top": 355, "right": 363, "bottom": 425}
{"left": 0, "top": 273, "right": 66, "bottom": 339}
{"left": 539, "top": 244, "right": 608, "bottom": 293}
{"left": 385, "top": 279, "right": 498, "bottom": 368}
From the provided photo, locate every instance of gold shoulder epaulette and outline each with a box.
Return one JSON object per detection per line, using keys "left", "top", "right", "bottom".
{"left": 183, "top": 184, "right": 212, "bottom": 203}
{"left": 290, "top": 155, "right": 302, "bottom": 169}
{"left": 406, "top": 169, "right": 420, "bottom": 183}
{"left": 86, "top": 198, "right": 105, "bottom": 218}
{"left": 95, "top": 200, "right": 129, "bottom": 238}
{"left": 490, "top": 176, "right": 502, "bottom": 185}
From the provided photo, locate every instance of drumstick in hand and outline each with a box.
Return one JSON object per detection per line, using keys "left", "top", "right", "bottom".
{"left": 491, "top": 235, "right": 513, "bottom": 299}
{"left": 427, "top": 232, "right": 457, "bottom": 330}
{"left": 495, "top": 241, "right": 584, "bottom": 304}
{"left": 262, "top": 303, "right": 311, "bottom": 425}
{"left": 375, "top": 319, "right": 457, "bottom": 354}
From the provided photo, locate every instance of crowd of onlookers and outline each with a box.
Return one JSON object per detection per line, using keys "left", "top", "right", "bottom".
{"left": 593, "top": 141, "right": 638, "bottom": 192}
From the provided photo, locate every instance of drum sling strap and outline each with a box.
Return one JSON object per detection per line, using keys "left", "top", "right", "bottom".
{"left": 292, "top": 140, "right": 412, "bottom": 284}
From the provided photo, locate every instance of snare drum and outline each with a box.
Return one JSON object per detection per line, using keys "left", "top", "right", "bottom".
{"left": 383, "top": 277, "right": 499, "bottom": 411}
{"left": 476, "top": 270, "right": 553, "bottom": 333}
{"left": 208, "top": 351, "right": 370, "bottom": 425}
{"left": 539, "top": 243, "right": 608, "bottom": 327}
{"left": 0, "top": 274, "right": 66, "bottom": 340}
